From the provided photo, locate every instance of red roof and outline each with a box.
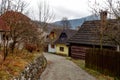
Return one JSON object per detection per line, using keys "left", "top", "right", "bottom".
{"left": 0, "top": 11, "right": 31, "bottom": 32}
{"left": 0, "top": 19, "right": 10, "bottom": 31}
{"left": 0, "top": 11, "right": 31, "bottom": 23}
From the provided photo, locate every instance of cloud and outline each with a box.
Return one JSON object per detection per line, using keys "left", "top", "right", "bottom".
{"left": 53, "top": 6, "right": 91, "bottom": 21}
{"left": 26, "top": 0, "right": 92, "bottom": 22}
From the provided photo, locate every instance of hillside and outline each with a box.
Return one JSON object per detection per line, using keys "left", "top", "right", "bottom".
{"left": 53, "top": 15, "right": 100, "bottom": 29}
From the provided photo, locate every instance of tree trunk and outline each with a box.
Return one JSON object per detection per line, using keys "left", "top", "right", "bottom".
{"left": 11, "top": 41, "right": 16, "bottom": 53}
{"left": 117, "top": 45, "right": 120, "bottom": 52}
{"left": 3, "top": 36, "right": 9, "bottom": 61}
{"left": 3, "top": 39, "right": 6, "bottom": 61}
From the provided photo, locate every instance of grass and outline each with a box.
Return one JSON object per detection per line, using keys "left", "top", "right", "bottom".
{"left": 66, "top": 57, "right": 114, "bottom": 80}
{"left": 0, "top": 50, "right": 42, "bottom": 80}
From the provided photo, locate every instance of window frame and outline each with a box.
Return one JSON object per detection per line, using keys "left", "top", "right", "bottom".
{"left": 60, "top": 47, "right": 64, "bottom": 52}
{"left": 51, "top": 44, "right": 55, "bottom": 48}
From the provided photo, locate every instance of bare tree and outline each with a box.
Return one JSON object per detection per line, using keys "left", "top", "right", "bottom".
{"left": 12, "top": 0, "right": 28, "bottom": 13}
{"left": 0, "top": 0, "right": 29, "bottom": 15}
{"left": 88, "top": 0, "right": 108, "bottom": 50}
{"left": 21, "top": 22, "right": 45, "bottom": 52}
{"left": 2, "top": 32, "right": 10, "bottom": 61}
{"left": 89, "top": 0, "right": 120, "bottom": 51}
{"left": 61, "top": 17, "right": 71, "bottom": 29}
{"left": 1, "top": 11, "right": 45, "bottom": 54}
{"left": 0, "top": 11, "right": 29, "bottom": 53}
{"left": 37, "top": 1, "right": 54, "bottom": 30}
{"left": 0, "top": 0, "right": 30, "bottom": 61}
{"left": 0, "top": 0, "right": 9, "bottom": 14}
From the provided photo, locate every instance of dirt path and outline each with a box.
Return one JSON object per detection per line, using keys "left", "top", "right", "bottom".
{"left": 40, "top": 53, "right": 96, "bottom": 80}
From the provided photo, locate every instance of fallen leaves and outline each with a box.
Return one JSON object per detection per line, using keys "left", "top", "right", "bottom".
{"left": 0, "top": 51, "right": 41, "bottom": 80}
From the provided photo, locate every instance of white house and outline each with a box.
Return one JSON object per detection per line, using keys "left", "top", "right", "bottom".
{"left": 47, "top": 28, "right": 62, "bottom": 53}
{"left": 48, "top": 44, "right": 56, "bottom": 53}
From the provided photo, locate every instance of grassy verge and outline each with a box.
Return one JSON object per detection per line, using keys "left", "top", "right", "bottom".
{"left": 0, "top": 50, "right": 42, "bottom": 80}
{"left": 66, "top": 57, "right": 114, "bottom": 80}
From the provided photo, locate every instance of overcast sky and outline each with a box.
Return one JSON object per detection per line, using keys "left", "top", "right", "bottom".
{"left": 26, "top": 0, "right": 104, "bottom": 22}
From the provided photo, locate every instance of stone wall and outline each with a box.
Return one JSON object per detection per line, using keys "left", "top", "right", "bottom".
{"left": 13, "top": 55, "right": 47, "bottom": 80}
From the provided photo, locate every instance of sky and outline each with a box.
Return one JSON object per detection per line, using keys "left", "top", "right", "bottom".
{"left": 26, "top": 0, "right": 104, "bottom": 22}
{"left": 47, "top": 0, "right": 91, "bottom": 21}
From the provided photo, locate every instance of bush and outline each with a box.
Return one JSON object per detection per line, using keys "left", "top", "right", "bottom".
{"left": 25, "top": 43, "right": 37, "bottom": 53}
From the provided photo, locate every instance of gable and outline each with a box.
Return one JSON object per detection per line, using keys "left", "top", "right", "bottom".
{"left": 55, "top": 29, "right": 77, "bottom": 44}
{"left": 46, "top": 28, "right": 63, "bottom": 44}
{"left": 49, "top": 31, "right": 57, "bottom": 39}
{"left": 59, "top": 32, "right": 67, "bottom": 40}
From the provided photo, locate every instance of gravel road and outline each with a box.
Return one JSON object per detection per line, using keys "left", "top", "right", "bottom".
{"left": 40, "top": 53, "right": 96, "bottom": 80}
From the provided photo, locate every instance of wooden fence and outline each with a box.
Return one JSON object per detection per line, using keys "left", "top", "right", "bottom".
{"left": 85, "top": 48, "right": 120, "bottom": 78}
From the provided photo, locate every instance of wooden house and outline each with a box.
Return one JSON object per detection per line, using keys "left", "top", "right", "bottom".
{"left": 67, "top": 18, "right": 120, "bottom": 59}
{"left": 67, "top": 11, "right": 118, "bottom": 59}
{"left": 55, "top": 29, "right": 77, "bottom": 56}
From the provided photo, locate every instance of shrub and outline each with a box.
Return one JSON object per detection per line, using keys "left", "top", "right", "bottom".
{"left": 25, "top": 43, "right": 37, "bottom": 53}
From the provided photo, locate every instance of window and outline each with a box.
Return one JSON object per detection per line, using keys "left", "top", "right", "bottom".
{"left": 50, "top": 32, "right": 56, "bottom": 39}
{"left": 60, "top": 47, "right": 64, "bottom": 52}
{"left": 60, "top": 33, "right": 67, "bottom": 41}
{"left": 51, "top": 45, "right": 55, "bottom": 48}
{"left": 2, "top": 33, "right": 5, "bottom": 40}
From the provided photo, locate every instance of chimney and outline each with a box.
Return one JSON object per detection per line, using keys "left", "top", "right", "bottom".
{"left": 100, "top": 10, "right": 107, "bottom": 21}
{"left": 100, "top": 10, "right": 107, "bottom": 28}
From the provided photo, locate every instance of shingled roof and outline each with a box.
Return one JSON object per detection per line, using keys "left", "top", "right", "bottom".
{"left": 0, "top": 11, "right": 31, "bottom": 32}
{"left": 55, "top": 29, "right": 77, "bottom": 44}
{"left": 68, "top": 19, "right": 117, "bottom": 47}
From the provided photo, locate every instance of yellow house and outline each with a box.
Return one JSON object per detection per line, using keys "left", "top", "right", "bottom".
{"left": 55, "top": 29, "right": 76, "bottom": 56}
{"left": 56, "top": 44, "right": 69, "bottom": 56}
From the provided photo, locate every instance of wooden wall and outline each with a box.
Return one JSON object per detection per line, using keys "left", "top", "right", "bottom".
{"left": 70, "top": 45, "right": 89, "bottom": 59}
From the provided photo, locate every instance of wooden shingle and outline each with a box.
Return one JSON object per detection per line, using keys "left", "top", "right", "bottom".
{"left": 68, "top": 19, "right": 118, "bottom": 47}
